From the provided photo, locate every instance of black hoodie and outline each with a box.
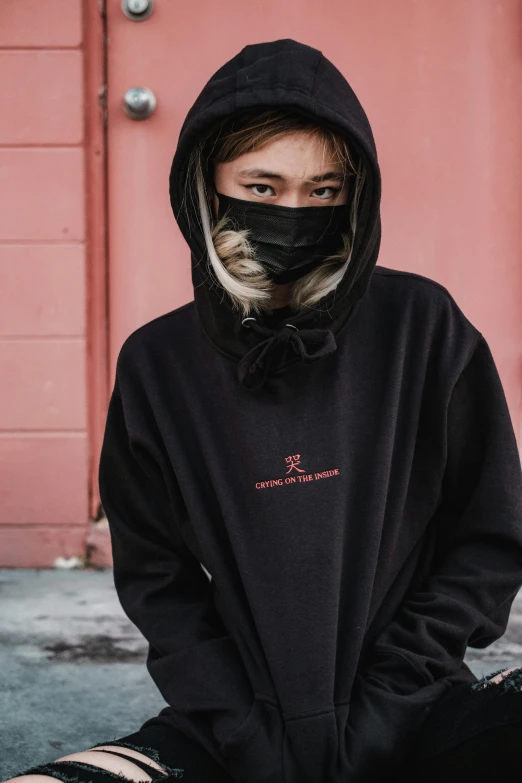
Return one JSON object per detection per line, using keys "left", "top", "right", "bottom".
{"left": 98, "top": 39, "right": 522, "bottom": 783}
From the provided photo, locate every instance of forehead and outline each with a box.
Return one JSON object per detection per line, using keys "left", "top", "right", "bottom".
{"left": 229, "top": 133, "right": 344, "bottom": 180}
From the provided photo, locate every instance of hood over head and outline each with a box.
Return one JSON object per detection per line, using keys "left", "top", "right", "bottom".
{"left": 169, "top": 38, "right": 382, "bottom": 390}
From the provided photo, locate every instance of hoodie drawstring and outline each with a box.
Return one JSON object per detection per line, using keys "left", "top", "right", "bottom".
{"left": 237, "top": 317, "right": 338, "bottom": 392}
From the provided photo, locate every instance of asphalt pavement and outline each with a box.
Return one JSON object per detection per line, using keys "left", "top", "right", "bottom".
{"left": 1, "top": 568, "right": 521, "bottom": 780}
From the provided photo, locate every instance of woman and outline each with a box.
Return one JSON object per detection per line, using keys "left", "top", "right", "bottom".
{"left": 8, "top": 37, "right": 522, "bottom": 783}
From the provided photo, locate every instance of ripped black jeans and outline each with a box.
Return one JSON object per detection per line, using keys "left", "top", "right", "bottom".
{"left": 9, "top": 666, "right": 522, "bottom": 783}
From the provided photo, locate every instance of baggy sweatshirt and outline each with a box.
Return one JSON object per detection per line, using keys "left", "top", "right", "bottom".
{"left": 98, "top": 38, "right": 522, "bottom": 783}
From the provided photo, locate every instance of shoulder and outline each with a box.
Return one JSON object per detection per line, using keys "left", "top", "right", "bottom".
{"left": 116, "top": 300, "right": 196, "bottom": 374}
{"left": 372, "top": 265, "right": 465, "bottom": 309}
{"left": 370, "top": 266, "right": 482, "bottom": 376}
{"left": 371, "top": 265, "right": 481, "bottom": 340}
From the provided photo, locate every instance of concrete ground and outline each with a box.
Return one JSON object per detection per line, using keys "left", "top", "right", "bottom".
{"left": 1, "top": 569, "right": 522, "bottom": 781}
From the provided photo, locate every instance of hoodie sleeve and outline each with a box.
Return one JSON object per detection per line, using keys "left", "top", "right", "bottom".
{"left": 98, "top": 379, "right": 258, "bottom": 766}
{"left": 344, "top": 332, "right": 522, "bottom": 780}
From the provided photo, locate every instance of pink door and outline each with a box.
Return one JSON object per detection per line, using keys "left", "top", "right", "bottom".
{"left": 106, "top": 0, "right": 522, "bottom": 437}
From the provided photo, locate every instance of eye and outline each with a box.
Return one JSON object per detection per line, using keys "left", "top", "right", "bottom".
{"left": 313, "top": 187, "right": 340, "bottom": 200}
{"left": 246, "top": 184, "right": 275, "bottom": 197}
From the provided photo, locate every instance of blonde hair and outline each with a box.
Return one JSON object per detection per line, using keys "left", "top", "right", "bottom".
{"left": 182, "top": 108, "right": 366, "bottom": 318}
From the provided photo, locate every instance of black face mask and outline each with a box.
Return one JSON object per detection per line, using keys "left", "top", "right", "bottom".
{"left": 216, "top": 191, "right": 349, "bottom": 284}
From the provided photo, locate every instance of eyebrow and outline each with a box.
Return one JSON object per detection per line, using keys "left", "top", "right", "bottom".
{"left": 238, "top": 168, "right": 345, "bottom": 184}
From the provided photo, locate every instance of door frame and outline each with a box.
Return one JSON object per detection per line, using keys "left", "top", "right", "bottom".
{"left": 84, "top": 0, "right": 109, "bottom": 521}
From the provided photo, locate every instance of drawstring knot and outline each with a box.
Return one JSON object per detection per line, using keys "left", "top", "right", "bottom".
{"left": 237, "top": 317, "right": 338, "bottom": 392}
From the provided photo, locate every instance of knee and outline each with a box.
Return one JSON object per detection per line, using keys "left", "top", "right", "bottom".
{"left": 52, "top": 750, "right": 154, "bottom": 781}
{"left": 3, "top": 743, "right": 171, "bottom": 783}
{"left": 85, "top": 745, "right": 169, "bottom": 776}
{"left": 473, "top": 665, "right": 522, "bottom": 691}
{"left": 4, "top": 777, "right": 58, "bottom": 783}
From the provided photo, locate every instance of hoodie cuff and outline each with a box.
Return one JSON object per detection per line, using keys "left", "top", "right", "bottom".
{"left": 218, "top": 699, "right": 284, "bottom": 783}
{"left": 360, "top": 648, "right": 429, "bottom": 695}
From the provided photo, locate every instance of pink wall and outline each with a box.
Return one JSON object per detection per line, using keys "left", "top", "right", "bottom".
{"left": 0, "top": 0, "right": 90, "bottom": 566}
